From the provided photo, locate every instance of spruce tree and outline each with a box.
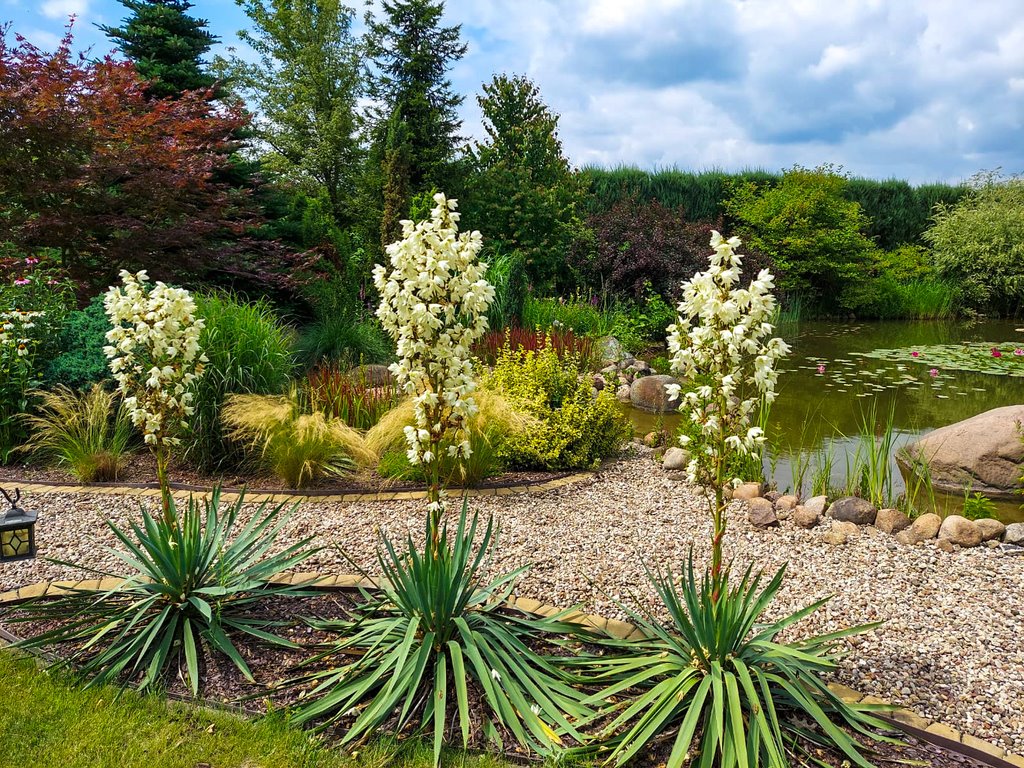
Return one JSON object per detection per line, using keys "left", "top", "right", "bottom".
{"left": 101, "top": 0, "right": 218, "bottom": 99}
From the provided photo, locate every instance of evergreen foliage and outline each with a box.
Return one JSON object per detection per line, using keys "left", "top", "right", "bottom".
{"left": 101, "top": 0, "right": 218, "bottom": 99}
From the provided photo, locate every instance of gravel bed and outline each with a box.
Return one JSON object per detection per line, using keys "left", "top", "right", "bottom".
{"left": 2, "top": 448, "right": 1023, "bottom": 753}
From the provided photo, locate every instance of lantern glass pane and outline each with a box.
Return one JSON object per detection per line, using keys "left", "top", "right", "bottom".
{"left": 1, "top": 527, "right": 30, "bottom": 558}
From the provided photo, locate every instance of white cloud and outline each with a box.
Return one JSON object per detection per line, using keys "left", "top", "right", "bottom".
{"left": 40, "top": 0, "right": 87, "bottom": 19}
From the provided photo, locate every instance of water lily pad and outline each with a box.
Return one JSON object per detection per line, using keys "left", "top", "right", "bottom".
{"left": 856, "top": 342, "right": 1024, "bottom": 377}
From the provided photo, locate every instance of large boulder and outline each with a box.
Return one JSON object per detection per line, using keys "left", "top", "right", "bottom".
{"left": 803, "top": 496, "right": 828, "bottom": 516}
{"left": 827, "top": 497, "right": 878, "bottom": 526}
{"left": 901, "top": 405, "right": 1024, "bottom": 497}
{"left": 896, "top": 512, "right": 942, "bottom": 545}
{"left": 874, "top": 508, "right": 911, "bottom": 535}
{"left": 663, "top": 447, "right": 689, "bottom": 471}
{"left": 938, "top": 515, "right": 983, "bottom": 548}
{"left": 976, "top": 518, "right": 1007, "bottom": 542}
{"left": 597, "top": 336, "right": 624, "bottom": 364}
{"left": 629, "top": 374, "right": 681, "bottom": 413}
{"left": 747, "top": 498, "right": 778, "bottom": 528}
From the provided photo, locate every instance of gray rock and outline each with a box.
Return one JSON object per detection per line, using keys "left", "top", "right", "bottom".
{"left": 1004, "top": 522, "right": 1024, "bottom": 546}
{"left": 803, "top": 496, "right": 828, "bottom": 516}
{"left": 775, "top": 494, "right": 799, "bottom": 512}
{"left": 732, "top": 482, "right": 764, "bottom": 501}
{"left": 938, "top": 515, "right": 983, "bottom": 548}
{"left": 874, "top": 508, "right": 912, "bottom": 535}
{"left": 828, "top": 497, "right": 878, "bottom": 526}
{"left": 662, "top": 447, "right": 689, "bottom": 472}
{"left": 901, "top": 405, "right": 1024, "bottom": 495}
{"left": 976, "top": 518, "right": 1007, "bottom": 542}
{"left": 793, "top": 505, "right": 821, "bottom": 528}
{"left": 747, "top": 498, "right": 778, "bottom": 528}
{"left": 615, "top": 384, "right": 632, "bottom": 403}
{"left": 633, "top": 360, "right": 650, "bottom": 374}
{"left": 629, "top": 374, "right": 681, "bottom": 413}
{"left": 601, "top": 363, "right": 618, "bottom": 376}
{"left": 597, "top": 336, "right": 623, "bottom": 364}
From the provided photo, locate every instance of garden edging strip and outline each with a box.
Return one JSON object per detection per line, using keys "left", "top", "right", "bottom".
{"left": 1, "top": 572, "right": 1021, "bottom": 768}
{"left": 0, "top": 471, "right": 594, "bottom": 504}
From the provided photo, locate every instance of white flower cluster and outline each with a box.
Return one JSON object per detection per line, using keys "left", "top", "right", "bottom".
{"left": 665, "top": 231, "right": 790, "bottom": 485}
{"left": 373, "top": 193, "right": 495, "bottom": 500}
{"left": 0, "top": 310, "right": 43, "bottom": 357}
{"left": 103, "top": 270, "right": 207, "bottom": 447}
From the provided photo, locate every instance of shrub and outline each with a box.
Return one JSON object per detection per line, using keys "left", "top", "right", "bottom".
{"left": 287, "top": 505, "right": 592, "bottom": 763}
{"left": 21, "top": 385, "right": 135, "bottom": 482}
{"left": 725, "top": 165, "right": 878, "bottom": 311}
{"left": 486, "top": 343, "right": 631, "bottom": 470}
{"left": 520, "top": 295, "right": 613, "bottom": 337}
{"left": 13, "top": 490, "right": 315, "bottom": 696}
{"left": 303, "top": 363, "right": 401, "bottom": 430}
{"left": 43, "top": 296, "right": 112, "bottom": 391}
{"left": 924, "top": 172, "right": 1024, "bottom": 314}
{"left": 483, "top": 248, "right": 528, "bottom": 330}
{"left": 222, "top": 391, "right": 375, "bottom": 488}
{"left": 473, "top": 327, "right": 594, "bottom": 368}
{"left": 185, "top": 292, "right": 295, "bottom": 471}
{"left": 294, "top": 312, "right": 393, "bottom": 369}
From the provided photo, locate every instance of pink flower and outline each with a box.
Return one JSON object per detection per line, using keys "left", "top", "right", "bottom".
{"left": 911, "top": 350, "right": 920, "bottom": 357}
{"left": 24, "top": 257, "right": 39, "bottom": 265}
{"left": 929, "top": 368, "right": 939, "bottom": 377}
{"left": 13, "top": 278, "right": 29, "bottom": 286}
{"left": 1015, "top": 349, "right": 1024, "bottom": 356}
{"left": 816, "top": 364, "right": 826, "bottom": 374}
{"left": 992, "top": 347, "right": 1002, "bottom": 357}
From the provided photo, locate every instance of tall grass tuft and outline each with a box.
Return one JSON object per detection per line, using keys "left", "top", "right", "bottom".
{"left": 186, "top": 292, "right": 295, "bottom": 471}
{"left": 521, "top": 295, "right": 615, "bottom": 337}
{"left": 294, "top": 313, "right": 393, "bottom": 369}
{"left": 22, "top": 385, "right": 135, "bottom": 482}
{"left": 303, "top": 363, "right": 401, "bottom": 430}
{"left": 222, "top": 391, "right": 375, "bottom": 489}
{"left": 484, "top": 248, "right": 528, "bottom": 330}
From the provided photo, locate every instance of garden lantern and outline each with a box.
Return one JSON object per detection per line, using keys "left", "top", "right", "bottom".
{"left": 0, "top": 488, "right": 37, "bottom": 562}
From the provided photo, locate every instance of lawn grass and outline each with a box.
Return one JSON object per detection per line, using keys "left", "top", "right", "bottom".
{"left": 0, "top": 649, "right": 535, "bottom": 768}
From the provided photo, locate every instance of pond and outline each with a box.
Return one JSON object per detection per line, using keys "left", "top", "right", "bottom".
{"left": 626, "top": 319, "right": 1024, "bottom": 523}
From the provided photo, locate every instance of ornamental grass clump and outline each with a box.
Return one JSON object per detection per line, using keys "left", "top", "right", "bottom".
{"left": 578, "top": 232, "right": 894, "bottom": 768}
{"left": 103, "top": 270, "right": 207, "bottom": 521}
{"left": 21, "top": 384, "right": 135, "bottom": 482}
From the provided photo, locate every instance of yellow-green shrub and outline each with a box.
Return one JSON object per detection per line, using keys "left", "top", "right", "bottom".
{"left": 486, "top": 343, "right": 631, "bottom": 470}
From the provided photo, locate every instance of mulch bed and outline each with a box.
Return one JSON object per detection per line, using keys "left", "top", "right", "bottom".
{"left": 0, "top": 591, "right": 994, "bottom": 768}
{"left": 0, "top": 452, "right": 565, "bottom": 494}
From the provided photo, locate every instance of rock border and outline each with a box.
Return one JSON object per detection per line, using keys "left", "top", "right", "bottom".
{"left": 0, "top": 470, "right": 594, "bottom": 505}
{"left": 1, "top": 572, "right": 1022, "bottom": 768}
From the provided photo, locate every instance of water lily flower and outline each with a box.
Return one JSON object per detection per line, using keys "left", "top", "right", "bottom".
{"left": 1014, "top": 349, "right": 1024, "bottom": 356}
{"left": 816, "top": 364, "right": 826, "bottom": 374}
{"left": 910, "top": 351, "right": 920, "bottom": 358}
{"left": 929, "top": 368, "right": 939, "bottom": 377}
{"left": 991, "top": 347, "right": 1002, "bottom": 357}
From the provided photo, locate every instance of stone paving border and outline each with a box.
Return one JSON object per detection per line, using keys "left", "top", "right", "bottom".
{"left": 0, "top": 471, "right": 593, "bottom": 505}
{"left": 0, "top": 572, "right": 1021, "bottom": 767}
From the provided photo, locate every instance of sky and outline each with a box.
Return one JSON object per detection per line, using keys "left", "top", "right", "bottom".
{"left": 4, "top": 0, "right": 1023, "bottom": 184}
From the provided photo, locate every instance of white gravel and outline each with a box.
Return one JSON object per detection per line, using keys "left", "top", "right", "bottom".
{"left": 2, "top": 449, "right": 1023, "bottom": 753}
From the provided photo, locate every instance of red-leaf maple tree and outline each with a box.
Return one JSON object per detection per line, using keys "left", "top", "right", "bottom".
{"left": 0, "top": 26, "right": 304, "bottom": 293}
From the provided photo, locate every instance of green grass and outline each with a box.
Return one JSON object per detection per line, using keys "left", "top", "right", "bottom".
{"left": 0, "top": 649, "right": 548, "bottom": 768}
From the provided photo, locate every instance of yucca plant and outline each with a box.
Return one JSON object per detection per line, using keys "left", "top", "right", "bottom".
{"left": 21, "top": 384, "right": 135, "bottom": 482}
{"left": 11, "top": 490, "right": 316, "bottom": 696}
{"left": 223, "top": 390, "right": 376, "bottom": 489}
{"left": 287, "top": 503, "right": 593, "bottom": 765}
{"left": 571, "top": 557, "right": 894, "bottom": 768}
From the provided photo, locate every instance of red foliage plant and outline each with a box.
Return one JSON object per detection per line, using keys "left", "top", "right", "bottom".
{"left": 0, "top": 25, "right": 307, "bottom": 294}
{"left": 474, "top": 327, "right": 595, "bottom": 368}
{"left": 304, "top": 363, "right": 402, "bottom": 431}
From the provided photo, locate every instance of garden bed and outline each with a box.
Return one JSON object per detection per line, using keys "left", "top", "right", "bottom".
{"left": 0, "top": 592, "right": 997, "bottom": 768}
{"left": 2, "top": 450, "right": 1023, "bottom": 756}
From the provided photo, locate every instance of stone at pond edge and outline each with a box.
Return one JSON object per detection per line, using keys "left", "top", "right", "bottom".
{"left": 663, "top": 447, "right": 689, "bottom": 472}
{"left": 874, "top": 508, "right": 911, "bottom": 535}
{"left": 823, "top": 521, "right": 858, "bottom": 545}
{"left": 597, "top": 336, "right": 623, "bottom": 364}
{"left": 976, "top": 518, "right": 1007, "bottom": 542}
{"left": 775, "top": 494, "right": 799, "bottom": 512}
{"left": 901, "top": 404, "right": 1024, "bottom": 496}
{"left": 793, "top": 506, "right": 820, "bottom": 528}
{"left": 803, "top": 495, "right": 828, "bottom": 516}
{"left": 938, "top": 515, "right": 983, "bottom": 548}
{"left": 895, "top": 513, "right": 942, "bottom": 545}
{"left": 629, "top": 374, "right": 681, "bottom": 413}
{"left": 747, "top": 498, "right": 778, "bottom": 528}
{"left": 1004, "top": 522, "right": 1024, "bottom": 546}
{"left": 732, "top": 482, "right": 763, "bottom": 501}
{"left": 828, "top": 497, "right": 878, "bottom": 526}
{"left": 615, "top": 384, "right": 631, "bottom": 403}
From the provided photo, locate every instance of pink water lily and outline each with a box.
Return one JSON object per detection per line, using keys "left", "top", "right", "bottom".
{"left": 1014, "top": 348, "right": 1024, "bottom": 356}
{"left": 991, "top": 347, "right": 1002, "bottom": 357}
{"left": 816, "top": 364, "right": 826, "bottom": 374}
{"left": 929, "top": 368, "right": 939, "bottom": 377}
{"left": 911, "top": 350, "right": 920, "bottom": 358}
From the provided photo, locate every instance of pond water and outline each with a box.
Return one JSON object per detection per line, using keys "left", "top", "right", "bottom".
{"left": 626, "top": 319, "right": 1024, "bottom": 523}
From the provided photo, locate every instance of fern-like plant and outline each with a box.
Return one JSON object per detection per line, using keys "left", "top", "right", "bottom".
{"left": 223, "top": 391, "right": 375, "bottom": 489}
{"left": 21, "top": 384, "right": 135, "bottom": 482}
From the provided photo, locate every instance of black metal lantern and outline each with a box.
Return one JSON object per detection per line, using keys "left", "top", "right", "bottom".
{"left": 0, "top": 488, "right": 37, "bottom": 562}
